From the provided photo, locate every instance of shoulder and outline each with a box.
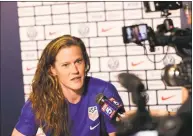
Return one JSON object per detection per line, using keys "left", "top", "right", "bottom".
{"left": 21, "top": 100, "right": 33, "bottom": 112}
{"left": 15, "top": 100, "right": 38, "bottom": 135}
{"left": 85, "top": 76, "right": 118, "bottom": 97}
{"left": 86, "top": 76, "right": 111, "bottom": 90}
{"left": 19, "top": 100, "right": 36, "bottom": 120}
{"left": 86, "top": 76, "right": 109, "bottom": 87}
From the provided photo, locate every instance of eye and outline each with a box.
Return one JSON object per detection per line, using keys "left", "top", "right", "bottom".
{"left": 76, "top": 59, "right": 83, "bottom": 64}
{"left": 62, "top": 63, "right": 69, "bottom": 67}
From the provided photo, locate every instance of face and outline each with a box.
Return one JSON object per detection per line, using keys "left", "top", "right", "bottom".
{"left": 50, "top": 45, "right": 86, "bottom": 92}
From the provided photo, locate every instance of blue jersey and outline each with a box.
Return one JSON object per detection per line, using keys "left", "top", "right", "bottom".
{"left": 15, "top": 76, "right": 123, "bottom": 136}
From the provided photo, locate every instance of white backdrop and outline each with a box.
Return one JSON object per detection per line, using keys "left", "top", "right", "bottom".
{"left": 17, "top": 2, "right": 184, "bottom": 134}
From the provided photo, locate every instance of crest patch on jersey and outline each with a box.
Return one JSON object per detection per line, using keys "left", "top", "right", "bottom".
{"left": 88, "top": 106, "right": 99, "bottom": 121}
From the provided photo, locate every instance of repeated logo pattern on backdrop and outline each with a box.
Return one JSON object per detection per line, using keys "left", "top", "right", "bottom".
{"left": 17, "top": 2, "right": 183, "bottom": 112}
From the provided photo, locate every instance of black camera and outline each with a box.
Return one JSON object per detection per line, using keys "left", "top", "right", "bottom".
{"left": 122, "top": 2, "right": 192, "bottom": 88}
{"left": 118, "top": 2, "right": 192, "bottom": 136}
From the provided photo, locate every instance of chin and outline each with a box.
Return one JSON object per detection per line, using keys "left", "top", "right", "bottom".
{"left": 71, "top": 83, "right": 83, "bottom": 91}
{"left": 69, "top": 77, "right": 84, "bottom": 91}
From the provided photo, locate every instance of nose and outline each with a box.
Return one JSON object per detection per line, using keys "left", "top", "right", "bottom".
{"left": 71, "top": 64, "right": 79, "bottom": 74}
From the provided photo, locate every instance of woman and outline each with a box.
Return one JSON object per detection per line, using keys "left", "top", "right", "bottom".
{"left": 12, "top": 35, "right": 178, "bottom": 136}
{"left": 12, "top": 35, "right": 123, "bottom": 136}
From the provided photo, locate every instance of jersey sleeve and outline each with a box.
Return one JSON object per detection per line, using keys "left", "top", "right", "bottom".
{"left": 15, "top": 100, "right": 38, "bottom": 136}
{"left": 102, "top": 82, "right": 124, "bottom": 133}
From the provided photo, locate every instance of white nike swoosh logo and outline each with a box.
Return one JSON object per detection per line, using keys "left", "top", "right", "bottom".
{"left": 90, "top": 122, "right": 100, "bottom": 130}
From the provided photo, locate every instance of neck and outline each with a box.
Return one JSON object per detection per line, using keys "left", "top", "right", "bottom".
{"left": 61, "top": 85, "right": 83, "bottom": 104}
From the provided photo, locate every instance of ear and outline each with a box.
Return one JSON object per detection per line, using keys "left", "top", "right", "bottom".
{"left": 50, "top": 65, "right": 57, "bottom": 76}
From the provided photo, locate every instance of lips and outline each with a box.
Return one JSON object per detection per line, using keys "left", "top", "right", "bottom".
{"left": 71, "top": 77, "right": 81, "bottom": 81}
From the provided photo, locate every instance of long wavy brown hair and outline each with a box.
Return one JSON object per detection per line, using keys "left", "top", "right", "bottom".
{"left": 29, "top": 35, "right": 90, "bottom": 136}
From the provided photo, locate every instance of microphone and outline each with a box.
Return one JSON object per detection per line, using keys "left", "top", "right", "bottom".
{"left": 96, "top": 93, "right": 125, "bottom": 120}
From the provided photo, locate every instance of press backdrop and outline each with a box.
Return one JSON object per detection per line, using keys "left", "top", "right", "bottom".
{"left": 1, "top": 1, "right": 190, "bottom": 136}
{"left": 17, "top": 1, "right": 184, "bottom": 112}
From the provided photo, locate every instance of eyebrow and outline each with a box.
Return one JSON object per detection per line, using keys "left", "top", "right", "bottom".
{"left": 58, "top": 57, "right": 84, "bottom": 64}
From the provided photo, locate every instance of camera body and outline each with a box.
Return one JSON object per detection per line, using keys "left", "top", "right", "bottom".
{"left": 117, "top": 2, "right": 192, "bottom": 136}
{"left": 122, "top": 4, "right": 192, "bottom": 88}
